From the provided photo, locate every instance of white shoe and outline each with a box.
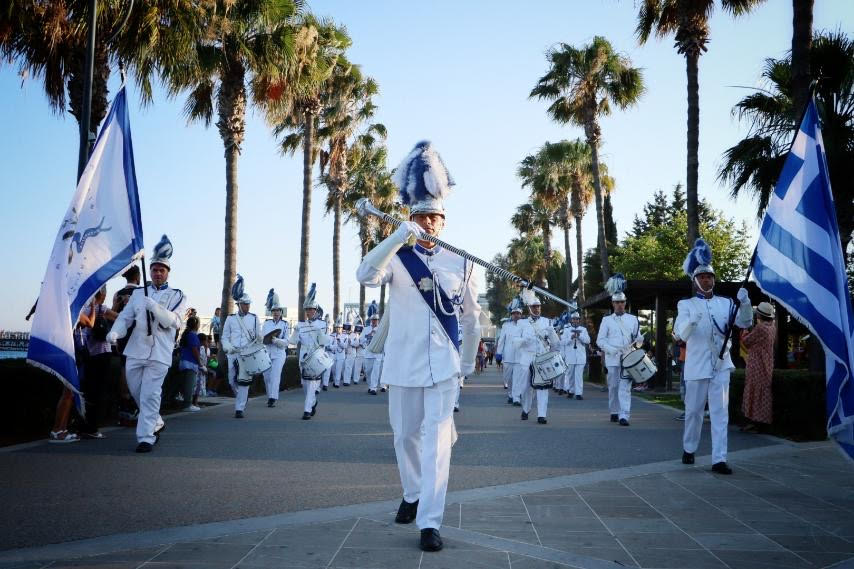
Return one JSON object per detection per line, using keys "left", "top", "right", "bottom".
{"left": 188, "top": 405, "right": 201, "bottom": 412}
{"left": 49, "top": 430, "right": 79, "bottom": 444}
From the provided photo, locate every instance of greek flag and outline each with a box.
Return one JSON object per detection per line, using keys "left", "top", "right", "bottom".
{"left": 753, "top": 100, "right": 854, "bottom": 460}
{"left": 27, "top": 87, "right": 144, "bottom": 410}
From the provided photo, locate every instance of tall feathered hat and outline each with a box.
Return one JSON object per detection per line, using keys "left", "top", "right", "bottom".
{"left": 150, "top": 235, "right": 173, "bottom": 270}
{"left": 231, "top": 274, "right": 251, "bottom": 304}
{"left": 605, "top": 273, "right": 627, "bottom": 302}
{"left": 303, "top": 283, "right": 319, "bottom": 310}
{"left": 343, "top": 309, "right": 354, "bottom": 331}
{"left": 315, "top": 305, "right": 324, "bottom": 320}
{"left": 335, "top": 312, "right": 344, "bottom": 328}
{"left": 507, "top": 295, "right": 524, "bottom": 314}
{"left": 266, "top": 288, "right": 283, "bottom": 315}
{"left": 393, "top": 140, "right": 455, "bottom": 217}
{"left": 683, "top": 238, "right": 715, "bottom": 278}
{"left": 367, "top": 300, "right": 379, "bottom": 321}
{"left": 520, "top": 287, "right": 541, "bottom": 307}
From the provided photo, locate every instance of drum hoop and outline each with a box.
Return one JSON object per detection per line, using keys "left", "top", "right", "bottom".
{"left": 620, "top": 348, "right": 647, "bottom": 369}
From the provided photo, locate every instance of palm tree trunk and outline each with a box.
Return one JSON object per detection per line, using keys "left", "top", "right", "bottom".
{"left": 298, "top": 109, "right": 314, "bottom": 311}
{"left": 220, "top": 143, "right": 239, "bottom": 320}
{"left": 359, "top": 222, "right": 368, "bottom": 321}
{"left": 685, "top": 51, "right": 700, "bottom": 246}
{"left": 332, "top": 193, "right": 342, "bottom": 321}
{"left": 563, "top": 214, "right": 573, "bottom": 301}
{"left": 585, "top": 123, "right": 610, "bottom": 282}
{"left": 541, "top": 220, "right": 552, "bottom": 287}
{"left": 791, "top": 0, "right": 814, "bottom": 114}
{"left": 379, "top": 284, "right": 387, "bottom": 315}
{"left": 575, "top": 214, "right": 585, "bottom": 303}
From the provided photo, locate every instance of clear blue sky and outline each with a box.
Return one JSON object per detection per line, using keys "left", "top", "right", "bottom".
{"left": 1, "top": 0, "right": 851, "bottom": 330}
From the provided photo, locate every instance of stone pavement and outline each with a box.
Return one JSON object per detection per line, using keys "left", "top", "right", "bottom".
{"left": 2, "top": 369, "right": 853, "bottom": 568}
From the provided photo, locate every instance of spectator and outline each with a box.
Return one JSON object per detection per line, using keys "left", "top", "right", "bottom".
{"left": 76, "top": 286, "right": 119, "bottom": 439}
{"left": 177, "top": 316, "right": 204, "bottom": 412}
{"left": 210, "top": 307, "right": 222, "bottom": 344}
{"left": 49, "top": 322, "right": 86, "bottom": 443}
{"left": 486, "top": 342, "right": 494, "bottom": 366}
{"left": 194, "top": 333, "right": 211, "bottom": 407}
{"left": 476, "top": 339, "right": 486, "bottom": 374}
{"left": 740, "top": 302, "right": 776, "bottom": 432}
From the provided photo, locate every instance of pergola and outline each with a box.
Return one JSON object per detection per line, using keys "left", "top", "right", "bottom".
{"left": 578, "top": 280, "right": 787, "bottom": 390}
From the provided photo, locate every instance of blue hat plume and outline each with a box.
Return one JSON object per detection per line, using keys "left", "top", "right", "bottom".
{"left": 303, "top": 283, "right": 319, "bottom": 309}
{"left": 683, "top": 238, "right": 714, "bottom": 277}
{"left": 604, "top": 273, "right": 627, "bottom": 296}
{"left": 393, "top": 141, "right": 455, "bottom": 215}
{"left": 150, "top": 235, "right": 173, "bottom": 269}
{"left": 231, "top": 274, "right": 245, "bottom": 302}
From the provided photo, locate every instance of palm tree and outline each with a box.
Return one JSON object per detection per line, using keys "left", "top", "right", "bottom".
{"left": 791, "top": 0, "right": 814, "bottom": 114}
{"left": 510, "top": 201, "right": 557, "bottom": 286}
{"left": 718, "top": 31, "right": 854, "bottom": 258}
{"left": 517, "top": 149, "right": 559, "bottom": 282}
{"left": 563, "top": 140, "right": 595, "bottom": 303}
{"left": 636, "top": 0, "right": 765, "bottom": 245}
{"left": 267, "top": 18, "right": 351, "bottom": 310}
{"left": 530, "top": 36, "right": 644, "bottom": 283}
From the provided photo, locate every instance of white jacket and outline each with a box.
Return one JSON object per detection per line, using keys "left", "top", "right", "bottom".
{"left": 221, "top": 312, "right": 262, "bottom": 360}
{"left": 561, "top": 325, "right": 590, "bottom": 365}
{"left": 111, "top": 284, "right": 186, "bottom": 366}
{"left": 361, "top": 324, "right": 378, "bottom": 359}
{"left": 515, "top": 316, "right": 560, "bottom": 366}
{"left": 674, "top": 295, "right": 753, "bottom": 380}
{"left": 261, "top": 318, "right": 289, "bottom": 359}
{"left": 357, "top": 244, "right": 480, "bottom": 387}
{"left": 597, "top": 313, "right": 643, "bottom": 367}
{"left": 289, "top": 319, "right": 329, "bottom": 362}
{"left": 496, "top": 319, "right": 525, "bottom": 364}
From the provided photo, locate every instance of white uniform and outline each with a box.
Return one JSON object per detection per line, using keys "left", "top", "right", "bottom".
{"left": 342, "top": 330, "right": 357, "bottom": 385}
{"left": 362, "top": 324, "right": 378, "bottom": 389}
{"left": 110, "top": 284, "right": 186, "bottom": 444}
{"left": 328, "top": 331, "right": 347, "bottom": 386}
{"left": 597, "top": 312, "right": 643, "bottom": 421}
{"left": 497, "top": 318, "right": 525, "bottom": 403}
{"left": 222, "top": 311, "right": 262, "bottom": 413}
{"left": 351, "top": 330, "right": 364, "bottom": 383}
{"left": 517, "top": 316, "right": 560, "bottom": 419}
{"left": 357, "top": 243, "right": 480, "bottom": 531}
{"left": 561, "top": 325, "right": 590, "bottom": 396}
{"left": 261, "top": 318, "right": 289, "bottom": 402}
{"left": 675, "top": 294, "right": 752, "bottom": 464}
{"left": 289, "top": 319, "right": 329, "bottom": 414}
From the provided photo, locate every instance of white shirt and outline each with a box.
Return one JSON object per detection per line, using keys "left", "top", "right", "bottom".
{"left": 357, "top": 245, "right": 480, "bottom": 387}
{"left": 561, "top": 325, "right": 590, "bottom": 365}
{"left": 221, "top": 311, "right": 262, "bottom": 359}
{"left": 288, "top": 319, "right": 329, "bottom": 362}
{"left": 516, "top": 316, "right": 560, "bottom": 366}
{"left": 597, "top": 312, "right": 643, "bottom": 367}
{"left": 496, "top": 319, "right": 524, "bottom": 364}
{"left": 674, "top": 295, "right": 753, "bottom": 380}
{"left": 361, "top": 324, "right": 378, "bottom": 359}
{"left": 261, "top": 318, "right": 289, "bottom": 359}
{"left": 111, "top": 284, "right": 186, "bottom": 366}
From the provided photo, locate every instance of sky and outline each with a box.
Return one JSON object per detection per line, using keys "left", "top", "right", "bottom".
{"left": 1, "top": 0, "right": 851, "bottom": 331}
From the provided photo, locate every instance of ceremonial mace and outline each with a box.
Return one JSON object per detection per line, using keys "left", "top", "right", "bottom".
{"left": 356, "top": 199, "right": 575, "bottom": 309}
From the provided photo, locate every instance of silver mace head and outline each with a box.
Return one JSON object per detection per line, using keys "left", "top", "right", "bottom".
{"left": 356, "top": 198, "right": 378, "bottom": 218}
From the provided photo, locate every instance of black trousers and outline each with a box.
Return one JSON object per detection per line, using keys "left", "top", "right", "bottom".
{"left": 80, "top": 352, "right": 113, "bottom": 433}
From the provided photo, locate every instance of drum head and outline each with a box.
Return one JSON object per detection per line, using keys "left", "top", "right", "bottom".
{"left": 621, "top": 349, "right": 645, "bottom": 368}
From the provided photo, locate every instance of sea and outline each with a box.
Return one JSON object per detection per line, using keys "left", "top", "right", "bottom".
{"left": 0, "top": 351, "right": 27, "bottom": 360}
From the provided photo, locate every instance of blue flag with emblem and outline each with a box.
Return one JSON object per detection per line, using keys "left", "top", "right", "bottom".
{"left": 752, "top": 100, "right": 854, "bottom": 460}
{"left": 27, "top": 87, "right": 144, "bottom": 413}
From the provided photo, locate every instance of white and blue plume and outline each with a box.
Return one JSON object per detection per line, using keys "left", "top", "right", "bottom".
{"left": 392, "top": 141, "right": 455, "bottom": 206}
{"left": 152, "top": 234, "right": 172, "bottom": 261}
{"left": 231, "top": 274, "right": 245, "bottom": 302}
{"left": 683, "top": 238, "right": 713, "bottom": 277}
{"left": 604, "top": 273, "right": 627, "bottom": 295}
{"left": 265, "top": 289, "right": 275, "bottom": 314}
{"left": 367, "top": 300, "right": 379, "bottom": 319}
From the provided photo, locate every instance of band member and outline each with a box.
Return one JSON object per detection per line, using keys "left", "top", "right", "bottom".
{"left": 517, "top": 290, "right": 560, "bottom": 424}
{"left": 289, "top": 284, "right": 329, "bottom": 420}
{"left": 352, "top": 322, "right": 365, "bottom": 384}
{"left": 342, "top": 318, "right": 356, "bottom": 386}
{"left": 221, "top": 275, "right": 262, "bottom": 418}
{"left": 597, "top": 274, "right": 643, "bottom": 426}
{"left": 262, "top": 289, "right": 289, "bottom": 407}
{"left": 562, "top": 311, "right": 590, "bottom": 399}
{"left": 356, "top": 140, "right": 480, "bottom": 552}
{"left": 107, "top": 235, "right": 186, "bottom": 453}
{"left": 675, "top": 239, "right": 752, "bottom": 474}
{"left": 329, "top": 318, "right": 347, "bottom": 388}
{"left": 363, "top": 305, "right": 381, "bottom": 394}
{"left": 496, "top": 298, "right": 524, "bottom": 404}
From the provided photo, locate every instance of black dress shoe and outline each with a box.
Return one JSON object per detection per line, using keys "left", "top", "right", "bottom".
{"left": 234, "top": 410, "right": 244, "bottom": 419}
{"left": 333, "top": 384, "right": 339, "bottom": 388}
{"left": 454, "top": 407, "right": 459, "bottom": 413}
{"left": 380, "top": 387, "right": 386, "bottom": 392}
{"left": 394, "top": 499, "right": 418, "bottom": 524}
{"left": 537, "top": 417, "right": 547, "bottom": 424}
{"left": 302, "top": 412, "right": 311, "bottom": 420}
{"left": 267, "top": 398, "right": 275, "bottom": 408}
{"left": 135, "top": 442, "right": 153, "bottom": 453}
{"left": 576, "top": 395, "right": 583, "bottom": 400}
{"left": 420, "top": 528, "right": 443, "bottom": 552}
{"left": 322, "top": 385, "right": 328, "bottom": 391}
{"left": 712, "top": 462, "right": 733, "bottom": 475}
{"left": 513, "top": 401, "right": 522, "bottom": 407}
{"left": 521, "top": 411, "right": 529, "bottom": 420}
{"left": 507, "top": 397, "right": 512, "bottom": 404}
{"left": 619, "top": 418, "right": 630, "bottom": 426}
{"left": 610, "top": 414, "right": 618, "bottom": 422}
{"left": 311, "top": 402, "right": 317, "bottom": 416}
{"left": 682, "top": 451, "right": 695, "bottom": 465}
{"left": 567, "top": 392, "right": 574, "bottom": 398}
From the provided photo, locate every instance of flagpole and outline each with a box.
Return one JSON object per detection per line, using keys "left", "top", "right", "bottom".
{"left": 140, "top": 257, "right": 152, "bottom": 336}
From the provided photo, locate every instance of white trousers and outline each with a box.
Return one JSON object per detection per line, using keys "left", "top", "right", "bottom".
{"left": 683, "top": 372, "right": 730, "bottom": 464}
{"left": 363, "top": 358, "right": 375, "bottom": 388}
{"left": 227, "top": 357, "right": 250, "bottom": 412}
{"left": 332, "top": 354, "right": 344, "bottom": 386}
{"left": 388, "top": 378, "right": 458, "bottom": 530}
{"left": 511, "top": 363, "right": 528, "bottom": 403}
{"left": 125, "top": 358, "right": 168, "bottom": 444}
{"left": 263, "top": 356, "right": 285, "bottom": 400}
{"left": 606, "top": 366, "right": 632, "bottom": 420}
{"left": 321, "top": 365, "right": 330, "bottom": 387}
{"left": 521, "top": 375, "right": 549, "bottom": 418}
{"left": 302, "top": 378, "right": 320, "bottom": 413}
{"left": 351, "top": 355, "right": 364, "bottom": 383}
{"left": 369, "top": 355, "right": 384, "bottom": 390}
{"left": 502, "top": 363, "right": 514, "bottom": 389}
{"left": 566, "top": 364, "right": 584, "bottom": 396}
{"left": 343, "top": 355, "right": 355, "bottom": 384}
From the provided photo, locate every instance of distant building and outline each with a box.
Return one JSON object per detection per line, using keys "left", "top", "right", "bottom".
{"left": 477, "top": 293, "right": 496, "bottom": 339}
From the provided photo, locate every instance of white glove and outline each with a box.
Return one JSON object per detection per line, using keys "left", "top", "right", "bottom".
{"left": 393, "top": 221, "right": 424, "bottom": 246}
{"left": 221, "top": 339, "right": 234, "bottom": 355}
{"left": 272, "top": 338, "right": 287, "bottom": 348}
{"left": 144, "top": 297, "right": 159, "bottom": 311}
{"left": 106, "top": 331, "right": 118, "bottom": 344}
{"left": 737, "top": 287, "right": 749, "bottom": 304}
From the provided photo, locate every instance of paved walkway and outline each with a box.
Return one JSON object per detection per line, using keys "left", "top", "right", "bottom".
{"left": 2, "top": 368, "right": 853, "bottom": 568}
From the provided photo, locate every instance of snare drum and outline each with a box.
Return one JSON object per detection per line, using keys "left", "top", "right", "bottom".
{"left": 237, "top": 344, "right": 272, "bottom": 385}
{"left": 531, "top": 351, "right": 567, "bottom": 389}
{"left": 302, "top": 347, "right": 334, "bottom": 379}
{"left": 620, "top": 348, "right": 657, "bottom": 383}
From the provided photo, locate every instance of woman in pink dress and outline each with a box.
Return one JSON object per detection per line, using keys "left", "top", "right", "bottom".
{"left": 740, "top": 302, "right": 776, "bottom": 431}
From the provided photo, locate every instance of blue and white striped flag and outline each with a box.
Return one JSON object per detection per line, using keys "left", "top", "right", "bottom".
{"left": 27, "top": 87, "right": 144, "bottom": 410}
{"left": 753, "top": 100, "right": 854, "bottom": 460}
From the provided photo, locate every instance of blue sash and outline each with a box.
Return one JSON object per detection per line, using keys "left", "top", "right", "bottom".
{"left": 396, "top": 247, "right": 459, "bottom": 352}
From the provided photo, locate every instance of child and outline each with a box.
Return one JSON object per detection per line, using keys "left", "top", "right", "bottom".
{"left": 194, "top": 333, "right": 211, "bottom": 407}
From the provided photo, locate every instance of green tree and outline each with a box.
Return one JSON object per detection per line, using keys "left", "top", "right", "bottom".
{"left": 485, "top": 254, "right": 516, "bottom": 327}
{"left": 718, "top": 31, "right": 853, "bottom": 259}
{"left": 530, "top": 36, "right": 644, "bottom": 282}
{"left": 510, "top": 201, "right": 556, "bottom": 286}
{"left": 636, "top": 0, "right": 765, "bottom": 245}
